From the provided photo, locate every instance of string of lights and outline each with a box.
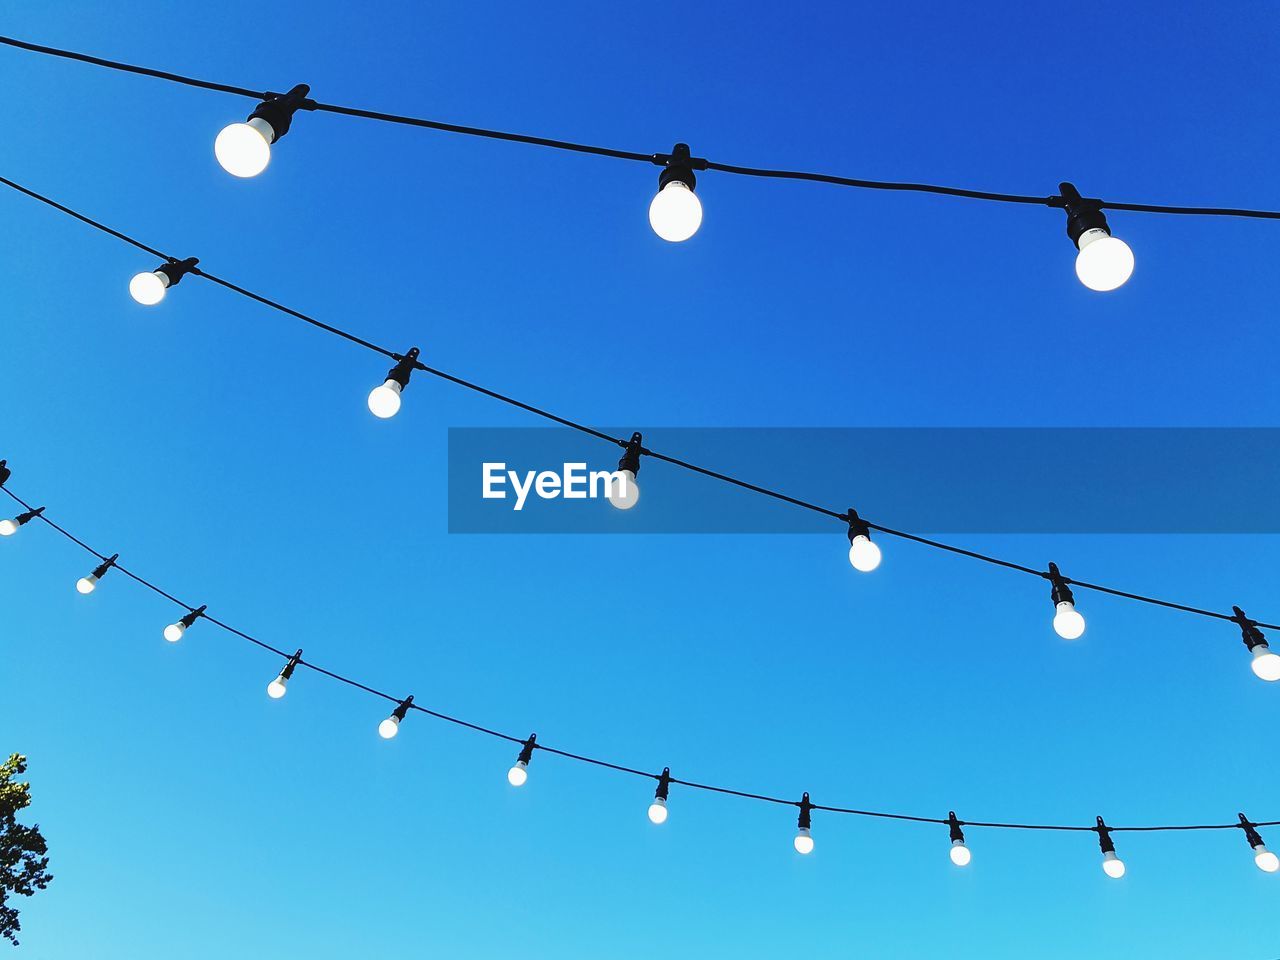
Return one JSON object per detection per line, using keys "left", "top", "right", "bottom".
{"left": 1, "top": 468, "right": 1278, "bottom": 875}
{"left": 3, "top": 171, "right": 1280, "bottom": 682}
{"left": 5, "top": 34, "right": 1280, "bottom": 292}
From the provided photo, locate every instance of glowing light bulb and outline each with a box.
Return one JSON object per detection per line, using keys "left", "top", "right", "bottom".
{"left": 1053, "top": 600, "right": 1085, "bottom": 640}
{"left": 649, "top": 181, "right": 703, "bottom": 242}
{"left": 1102, "top": 851, "right": 1126, "bottom": 878}
{"left": 608, "top": 469, "right": 640, "bottom": 510}
{"left": 1075, "top": 229, "right": 1134, "bottom": 292}
{"left": 950, "top": 841, "right": 971, "bottom": 867}
{"left": 163, "top": 622, "right": 185, "bottom": 643}
{"left": 215, "top": 118, "right": 274, "bottom": 178}
{"left": 848, "top": 534, "right": 881, "bottom": 572}
{"left": 267, "top": 676, "right": 288, "bottom": 699}
{"left": 0, "top": 519, "right": 17, "bottom": 536}
{"left": 378, "top": 716, "right": 400, "bottom": 739}
{"left": 367, "top": 379, "right": 403, "bottom": 419}
{"left": 1252, "top": 845, "right": 1280, "bottom": 873}
{"left": 648, "top": 797, "right": 669, "bottom": 824}
{"left": 1251, "top": 645, "right": 1280, "bottom": 682}
{"left": 76, "top": 575, "right": 98, "bottom": 595}
{"left": 794, "top": 828, "right": 814, "bottom": 855}
{"left": 507, "top": 761, "right": 529, "bottom": 787}
{"left": 129, "top": 270, "right": 169, "bottom": 306}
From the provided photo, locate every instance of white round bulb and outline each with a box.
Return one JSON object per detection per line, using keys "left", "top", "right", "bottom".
{"left": 507, "top": 761, "right": 529, "bottom": 787}
{"left": 0, "top": 519, "right": 18, "bottom": 536}
{"left": 76, "top": 575, "right": 97, "bottom": 595}
{"left": 1075, "top": 229, "right": 1134, "bottom": 292}
{"left": 1254, "top": 847, "right": 1280, "bottom": 873}
{"left": 267, "top": 676, "right": 288, "bottom": 699}
{"left": 607, "top": 469, "right": 640, "bottom": 511}
{"left": 378, "top": 716, "right": 400, "bottom": 739}
{"left": 214, "top": 119, "right": 273, "bottom": 178}
{"left": 1053, "top": 601, "right": 1086, "bottom": 640}
{"left": 950, "top": 842, "right": 972, "bottom": 867}
{"left": 848, "top": 535, "right": 882, "bottom": 572}
{"left": 1250, "top": 646, "right": 1280, "bottom": 682}
{"left": 163, "top": 622, "right": 185, "bottom": 643}
{"left": 368, "top": 379, "right": 403, "bottom": 419}
{"left": 648, "top": 797, "right": 668, "bottom": 824}
{"left": 793, "top": 828, "right": 814, "bottom": 855}
{"left": 129, "top": 270, "right": 168, "bottom": 306}
{"left": 648, "top": 180, "right": 703, "bottom": 242}
{"left": 1102, "top": 852, "right": 1126, "bottom": 878}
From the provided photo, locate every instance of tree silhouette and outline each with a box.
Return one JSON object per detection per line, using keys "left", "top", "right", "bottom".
{"left": 0, "top": 755, "right": 52, "bottom": 947}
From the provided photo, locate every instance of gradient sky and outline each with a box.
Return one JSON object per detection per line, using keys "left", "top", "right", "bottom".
{"left": 2, "top": 3, "right": 1279, "bottom": 958}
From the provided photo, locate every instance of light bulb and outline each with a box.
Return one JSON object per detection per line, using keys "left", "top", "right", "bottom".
{"left": 507, "top": 761, "right": 529, "bottom": 787}
{"left": 648, "top": 797, "right": 668, "bottom": 824}
{"left": 214, "top": 118, "right": 274, "bottom": 178}
{"left": 1254, "top": 847, "right": 1280, "bottom": 873}
{"left": 649, "top": 180, "right": 703, "bottom": 242}
{"left": 367, "top": 379, "right": 403, "bottom": 419}
{"left": 267, "top": 676, "right": 288, "bottom": 699}
{"left": 1250, "top": 645, "right": 1280, "bottom": 682}
{"left": 378, "top": 716, "right": 400, "bottom": 739}
{"left": 0, "top": 519, "right": 17, "bottom": 536}
{"left": 129, "top": 270, "right": 169, "bottom": 306}
{"left": 950, "top": 841, "right": 971, "bottom": 867}
{"left": 163, "top": 622, "right": 185, "bottom": 643}
{"left": 848, "top": 534, "right": 881, "bottom": 572}
{"left": 1075, "top": 229, "right": 1134, "bottom": 292}
{"left": 794, "top": 827, "right": 814, "bottom": 855}
{"left": 1102, "top": 851, "right": 1126, "bottom": 878}
{"left": 1053, "top": 600, "right": 1086, "bottom": 640}
{"left": 76, "top": 575, "right": 98, "bottom": 595}
{"left": 608, "top": 469, "right": 640, "bottom": 510}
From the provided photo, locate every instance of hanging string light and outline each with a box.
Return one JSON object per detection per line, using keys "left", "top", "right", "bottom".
{"left": 794, "top": 793, "right": 815, "bottom": 854}
{"left": 846, "top": 508, "right": 882, "bottom": 572}
{"left": 606, "top": 432, "right": 643, "bottom": 511}
{"left": 947, "top": 812, "right": 971, "bottom": 866}
{"left": 0, "top": 505, "right": 43, "bottom": 536}
{"left": 649, "top": 143, "right": 704, "bottom": 242}
{"left": 1239, "top": 814, "right": 1280, "bottom": 873}
{"left": 75, "top": 554, "right": 118, "bottom": 595}
{"left": 378, "top": 695, "right": 414, "bottom": 739}
{"left": 1096, "top": 817, "right": 1125, "bottom": 878}
{"left": 1233, "top": 607, "right": 1280, "bottom": 682}
{"left": 648, "top": 767, "right": 671, "bottom": 824}
{"left": 1048, "top": 563, "right": 1086, "bottom": 640}
{"left": 267, "top": 649, "right": 303, "bottom": 699}
{"left": 215, "top": 84, "right": 312, "bottom": 178}
{"left": 1059, "top": 182, "right": 1135, "bottom": 292}
{"left": 163, "top": 604, "right": 207, "bottom": 642}
{"left": 128, "top": 257, "right": 200, "bottom": 306}
{"left": 367, "top": 348, "right": 421, "bottom": 419}
{"left": 507, "top": 734, "right": 536, "bottom": 786}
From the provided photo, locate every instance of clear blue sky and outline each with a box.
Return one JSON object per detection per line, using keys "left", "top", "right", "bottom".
{"left": 2, "top": 2, "right": 1279, "bottom": 957}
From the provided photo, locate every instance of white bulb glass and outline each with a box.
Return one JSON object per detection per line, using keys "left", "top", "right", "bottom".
{"left": 648, "top": 797, "right": 668, "bottom": 824}
{"left": 1250, "top": 645, "right": 1280, "bottom": 682}
{"left": 507, "top": 761, "right": 529, "bottom": 787}
{"left": 378, "top": 716, "right": 400, "bottom": 739}
{"left": 214, "top": 118, "right": 273, "bottom": 178}
{"left": 163, "top": 622, "right": 185, "bottom": 643}
{"left": 648, "top": 180, "right": 703, "bottom": 242}
{"left": 1102, "top": 851, "right": 1126, "bottom": 878}
{"left": 848, "top": 535, "right": 882, "bottom": 572}
{"left": 1254, "top": 847, "right": 1280, "bottom": 873}
{"left": 0, "top": 519, "right": 17, "bottom": 536}
{"left": 267, "top": 676, "right": 288, "bottom": 699}
{"left": 129, "top": 270, "right": 168, "bottom": 306}
{"left": 607, "top": 469, "right": 640, "bottom": 511}
{"left": 1075, "top": 229, "right": 1134, "bottom": 292}
{"left": 949, "top": 841, "right": 971, "bottom": 867}
{"left": 1053, "top": 601, "right": 1086, "bottom": 640}
{"left": 794, "top": 828, "right": 814, "bottom": 855}
{"left": 368, "top": 379, "right": 403, "bottom": 419}
{"left": 76, "top": 575, "right": 98, "bottom": 595}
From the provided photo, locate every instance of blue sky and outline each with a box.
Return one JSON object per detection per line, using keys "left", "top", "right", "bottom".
{"left": 2, "top": 2, "right": 1279, "bottom": 957}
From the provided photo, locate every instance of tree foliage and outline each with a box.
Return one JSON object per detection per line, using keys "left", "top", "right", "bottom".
{"left": 0, "top": 755, "right": 52, "bottom": 947}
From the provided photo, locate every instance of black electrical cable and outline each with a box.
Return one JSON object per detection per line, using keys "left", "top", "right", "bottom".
{"left": 2, "top": 170, "right": 1278, "bottom": 636}
{"left": 2, "top": 480, "right": 1277, "bottom": 834}
{"left": 5, "top": 34, "right": 1280, "bottom": 220}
